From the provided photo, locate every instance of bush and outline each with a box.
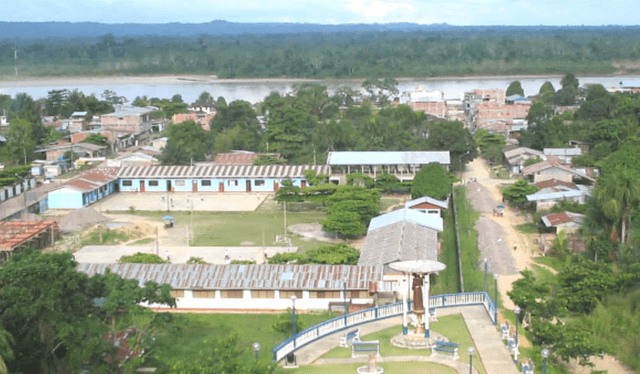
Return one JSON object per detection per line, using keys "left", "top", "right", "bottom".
{"left": 119, "top": 252, "right": 168, "bottom": 264}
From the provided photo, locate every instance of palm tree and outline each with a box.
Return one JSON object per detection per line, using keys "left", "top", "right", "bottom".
{"left": 595, "top": 167, "right": 640, "bottom": 244}
{"left": 0, "top": 327, "right": 14, "bottom": 374}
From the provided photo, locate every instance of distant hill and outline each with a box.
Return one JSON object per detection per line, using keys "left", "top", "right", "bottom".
{"left": 0, "top": 21, "right": 455, "bottom": 39}
{"left": 0, "top": 20, "right": 635, "bottom": 40}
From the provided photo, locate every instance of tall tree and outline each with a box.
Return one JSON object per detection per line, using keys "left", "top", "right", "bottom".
{"left": 160, "top": 121, "right": 210, "bottom": 165}
{"left": 594, "top": 138, "right": 640, "bottom": 244}
{"left": 506, "top": 80, "right": 524, "bottom": 96}
{"left": 411, "top": 163, "right": 453, "bottom": 200}
{"left": 3, "top": 118, "right": 35, "bottom": 164}
{"left": 426, "top": 121, "right": 477, "bottom": 171}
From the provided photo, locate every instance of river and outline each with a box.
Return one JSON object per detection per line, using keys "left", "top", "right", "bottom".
{"left": 1, "top": 75, "right": 639, "bottom": 104}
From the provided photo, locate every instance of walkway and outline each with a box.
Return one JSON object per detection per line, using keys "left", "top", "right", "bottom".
{"left": 294, "top": 306, "right": 518, "bottom": 374}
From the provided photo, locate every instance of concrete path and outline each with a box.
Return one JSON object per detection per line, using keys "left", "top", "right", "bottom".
{"left": 292, "top": 306, "right": 519, "bottom": 374}
{"left": 461, "top": 306, "right": 519, "bottom": 374}
{"left": 74, "top": 244, "right": 297, "bottom": 264}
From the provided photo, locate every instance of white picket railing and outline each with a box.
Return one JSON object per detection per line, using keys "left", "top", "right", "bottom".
{"left": 273, "top": 291, "right": 496, "bottom": 362}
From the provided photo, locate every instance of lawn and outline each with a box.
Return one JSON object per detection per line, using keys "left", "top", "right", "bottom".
{"left": 516, "top": 222, "right": 539, "bottom": 234}
{"left": 380, "top": 197, "right": 402, "bottom": 212}
{"left": 322, "top": 324, "right": 431, "bottom": 359}
{"left": 126, "top": 237, "right": 155, "bottom": 246}
{"left": 149, "top": 312, "right": 338, "bottom": 371}
{"left": 321, "top": 314, "right": 486, "bottom": 374}
{"left": 433, "top": 209, "right": 461, "bottom": 295}
{"left": 115, "top": 209, "right": 330, "bottom": 251}
{"left": 292, "top": 362, "right": 457, "bottom": 374}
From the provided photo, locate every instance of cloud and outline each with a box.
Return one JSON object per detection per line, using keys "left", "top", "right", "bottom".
{"left": 346, "top": 0, "right": 416, "bottom": 22}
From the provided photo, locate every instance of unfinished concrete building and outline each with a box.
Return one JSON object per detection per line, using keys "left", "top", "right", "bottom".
{"left": 0, "top": 221, "right": 60, "bottom": 261}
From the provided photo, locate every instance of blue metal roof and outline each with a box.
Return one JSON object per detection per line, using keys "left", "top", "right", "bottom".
{"left": 368, "top": 208, "right": 443, "bottom": 232}
{"left": 326, "top": 151, "right": 450, "bottom": 166}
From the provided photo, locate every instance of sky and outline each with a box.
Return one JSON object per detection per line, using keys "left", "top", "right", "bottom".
{"left": 1, "top": 0, "right": 638, "bottom": 26}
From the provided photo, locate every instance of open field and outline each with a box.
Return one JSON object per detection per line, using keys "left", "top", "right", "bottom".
{"left": 94, "top": 192, "right": 269, "bottom": 212}
{"left": 99, "top": 201, "right": 330, "bottom": 251}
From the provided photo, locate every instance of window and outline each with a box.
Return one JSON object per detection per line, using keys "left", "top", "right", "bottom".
{"left": 228, "top": 180, "right": 239, "bottom": 187}
{"left": 201, "top": 180, "right": 212, "bottom": 186}
{"left": 251, "top": 290, "right": 275, "bottom": 299}
{"left": 309, "top": 291, "right": 341, "bottom": 299}
{"left": 221, "top": 290, "right": 243, "bottom": 298}
{"left": 347, "top": 290, "right": 369, "bottom": 299}
{"left": 122, "top": 180, "right": 133, "bottom": 187}
{"left": 175, "top": 180, "right": 185, "bottom": 187}
{"left": 170, "top": 290, "right": 185, "bottom": 298}
{"left": 193, "top": 290, "right": 215, "bottom": 298}
{"left": 148, "top": 180, "right": 159, "bottom": 187}
{"left": 255, "top": 180, "right": 265, "bottom": 186}
{"left": 280, "top": 290, "right": 303, "bottom": 299}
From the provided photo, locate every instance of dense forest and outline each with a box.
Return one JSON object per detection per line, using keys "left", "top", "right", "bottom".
{"left": 1, "top": 26, "right": 640, "bottom": 78}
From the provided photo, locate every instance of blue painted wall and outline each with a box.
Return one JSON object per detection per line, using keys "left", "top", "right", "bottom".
{"left": 48, "top": 189, "right": 84, "bottom": 209}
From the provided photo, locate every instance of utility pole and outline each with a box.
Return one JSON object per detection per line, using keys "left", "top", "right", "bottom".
{"left": 283, "top": 201, "right": 287, "bottom": 242}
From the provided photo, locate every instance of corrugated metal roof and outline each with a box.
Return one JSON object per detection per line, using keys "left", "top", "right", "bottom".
{"left": 358, "top": 221, "right": 439, "bottom": 267}
{"left": 76, "top": 264, "right": 383, "bottom": 290}
{"left": 51, "top": 167, "right": 120, "bottom": 193}
{"left": 541, "top": 211, "right": 585, "bottom": 227}
{"left": 543, "top": 148, "right": 582, "bottom": 156}
{"left": 526, "top": 190, "right": 588, "bottom": 202}
{"left": 102, "top": 106, "right": 157, "bottom": 117}
{"left": 368, "top": 208, "right": 443, "bottom": 232}
{"left": 405, "top": 196, "right": 449, "bottom": 210}
{"left": 326, "top": 151, "right": 450, "bottom": 166}
{"left": 117, "top": 165, "right": 331, "bottom": 179}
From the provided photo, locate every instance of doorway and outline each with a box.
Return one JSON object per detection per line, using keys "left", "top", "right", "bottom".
{"left": 246, "top": 180, "right": 251, "bottom": 192}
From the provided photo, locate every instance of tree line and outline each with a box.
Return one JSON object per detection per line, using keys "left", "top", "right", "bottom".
{"left": 160, "top": 83, "right": 477, "bottom": 168}
{"left": 2, "top": 28, "right": 640, "bottom": 77}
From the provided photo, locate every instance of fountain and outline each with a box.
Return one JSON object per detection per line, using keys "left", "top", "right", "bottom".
{"left": 356, "top": 353, "right": 384, "bottom": 374}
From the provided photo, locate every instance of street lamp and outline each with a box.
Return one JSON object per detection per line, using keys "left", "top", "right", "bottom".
{"left": 541, "top": 348, "right": 549, "bottom": 374}
{"left": 252, "top": 342, "right": 261, "bottom": 360}
{"left": 467, "top": 346, "right": 475, "bottom": 374}
{"left": 514, "top": 305, "right": 521, "bottom": 364}
{"left": 493, "top": 273, "right": 499, "bottom": 324}
{"left": 291, "top": 295, "right": 297, "bottom": 336}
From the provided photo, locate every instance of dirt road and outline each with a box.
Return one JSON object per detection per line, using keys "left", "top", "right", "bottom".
{"left": 461, "top": 158, "right": 536, "bottom": 309}
{"left": 462, "top": 158, "right": 634, "bottom": 374}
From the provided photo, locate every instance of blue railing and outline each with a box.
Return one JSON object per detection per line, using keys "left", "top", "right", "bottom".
{"left": 272, "top": 291, "right": 497, "bottom": 362}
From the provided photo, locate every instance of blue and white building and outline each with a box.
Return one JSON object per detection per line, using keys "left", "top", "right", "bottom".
{"left": 47, "top": 168, "right": 119, "bottom": 209}
{"left": 116, "top": 165, "right": 330, "bottom": 193}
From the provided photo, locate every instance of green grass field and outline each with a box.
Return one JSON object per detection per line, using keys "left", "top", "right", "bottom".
{"left": 321, "top": 314, "right": 486, "bottom": 374}
{"left": 116, "top": 208, "right": 331, "bottom": 251}
{"left": 149, "top": 312, "right": 338, "bottom": 370}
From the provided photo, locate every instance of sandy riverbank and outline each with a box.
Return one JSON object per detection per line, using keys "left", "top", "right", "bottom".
{"left": 0, "top": 73, "right": 603, "bottom": 88}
